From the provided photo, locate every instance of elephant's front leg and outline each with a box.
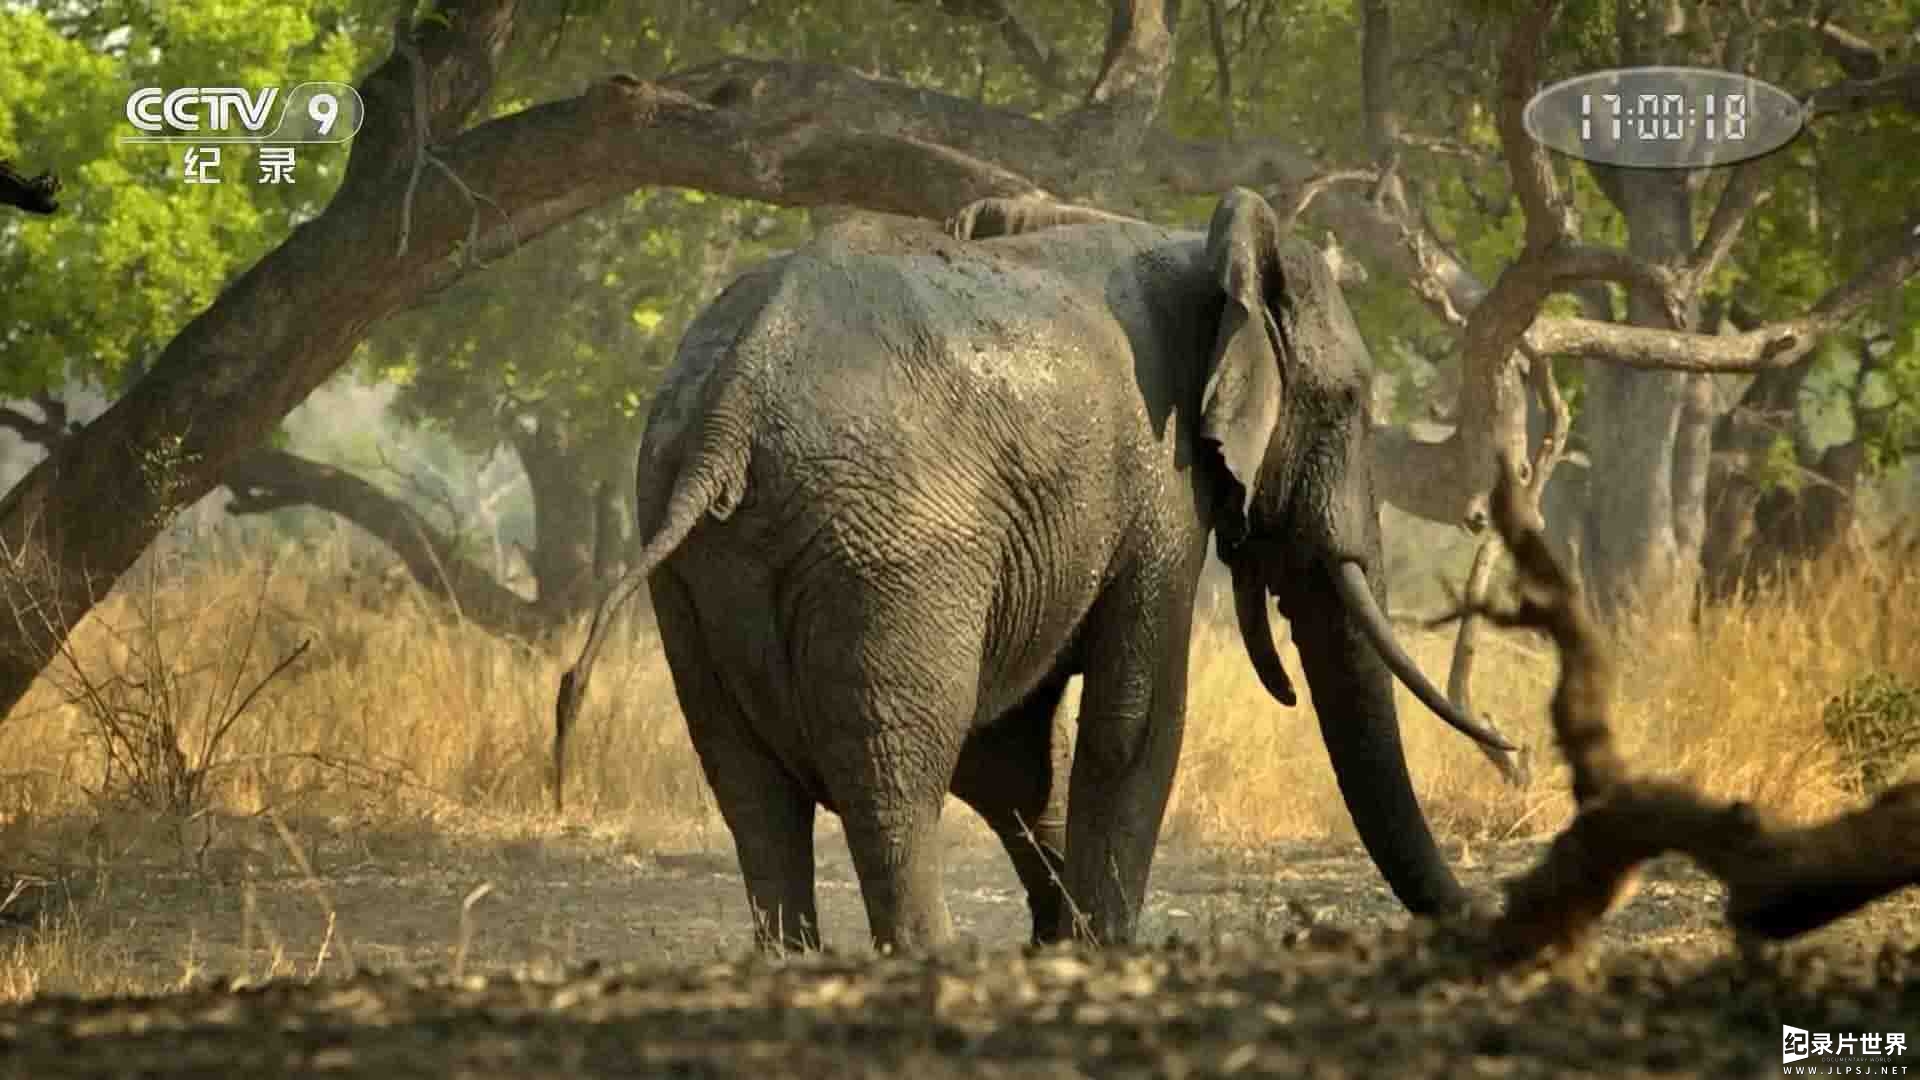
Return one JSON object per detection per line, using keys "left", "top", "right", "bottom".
{"left": 1061, "top": 574, "right": 1194, "bottom": 944}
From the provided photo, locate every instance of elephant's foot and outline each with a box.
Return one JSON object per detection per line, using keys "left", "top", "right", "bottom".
{"left": 840, "top": 806, "right": 957, "bottom": 953}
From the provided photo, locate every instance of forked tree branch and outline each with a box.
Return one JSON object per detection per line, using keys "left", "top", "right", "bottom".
{"left": 1813, "top": 19, "right": 1883, "bottom": 80}
{"left": 1460, "top": 457, "right": 1920, "bottom": 964}
{"left": 0, "top": 407, "right": 58, "bottom": 447}
{"left": 1205, "top": 0, "right": 1236, "bottom": 138}
{"left": 1691, "top": 160, "right": 1775, "bottom": 288}
{"left": 1496, "top": 0, "right": 1571, "bottom": 254}
{"left": 0, "top": 160, "right": 60, "bottom": 215}
{"left": 1805, "top": 62, "right": 1920, "bottom": 117}
{"left": 1526, "top": 210, "right": 1920, "bottom": 372}
{"left": 926, "top": 0, "right": 1067, "bottom": 95}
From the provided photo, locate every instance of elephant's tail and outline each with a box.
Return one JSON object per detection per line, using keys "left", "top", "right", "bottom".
{"left": 551, "top": 453, "right": 738, "bottom": 812}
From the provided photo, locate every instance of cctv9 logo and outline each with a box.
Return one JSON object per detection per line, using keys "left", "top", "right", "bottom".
{"left": 123, "top": 83, "right": 365, "bottom": 144}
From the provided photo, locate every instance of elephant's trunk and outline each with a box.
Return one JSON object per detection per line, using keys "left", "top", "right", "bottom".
{"left": 1331, "top": 562, "right": 1514, "bottom": 752}
{"left": 1230, "top": 563, "right": 1297, "bottom": 707}
{"left": 1290, "top": 567, "right": 1470, "bottom": 916}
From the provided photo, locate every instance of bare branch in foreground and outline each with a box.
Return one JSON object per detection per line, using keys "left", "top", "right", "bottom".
{"left": 1463, "top": 456, "right": 1920, "bottom": 964}
{"left": 1435, "top": 346, "right": 1570, "bottom": 792}
{"left": 1444, "top": 536, "right": 1528, "bottom": 789}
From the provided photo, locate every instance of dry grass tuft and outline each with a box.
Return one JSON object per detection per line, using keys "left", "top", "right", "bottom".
{"left": 1, "top": 546, "right": 717, "bottom": 844}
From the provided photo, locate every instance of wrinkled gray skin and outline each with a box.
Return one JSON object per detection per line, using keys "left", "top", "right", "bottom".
{"left": 556, "top": 189, "right": 1510, "bottom": 952}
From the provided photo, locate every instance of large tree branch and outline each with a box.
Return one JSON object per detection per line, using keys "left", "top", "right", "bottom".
{"left": 1525, "top": 316, "right": 1804, "bottom": 371}
{"left": 222, "top": 448, "right": 550, "bottom": 639}
{"left": 1805, "top": 63, "right": 1920, "bottom": 117}
{"left": 1527, "top": 211, "right": 1920, "bottom": 370}
{"left": 653, "top": 55, "right": 1494, "bottom": 315}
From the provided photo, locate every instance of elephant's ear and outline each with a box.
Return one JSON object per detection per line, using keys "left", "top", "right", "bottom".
{"left": 946, "top": 197, "right": 1145, "bottom": 241}
{"left": 1200, "top": 188, "right": 1288, "bottom": 542}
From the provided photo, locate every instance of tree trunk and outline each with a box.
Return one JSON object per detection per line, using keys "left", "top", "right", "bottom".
{"left": 1574, "top": 172, "right": 1702, "bottom": 620}
{"left": 0, "top": 3, "right": 523, "bottom": 711}
{"left": 510, "top": 417, "right": 604, "bottom": 624}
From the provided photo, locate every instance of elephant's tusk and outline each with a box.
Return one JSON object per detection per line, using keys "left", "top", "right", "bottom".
{"left": 1333, "top": 561, "right": 1517, "bottom": 753}
{"left": 1231, "top": 564, "right": 1297, "bottom": 706}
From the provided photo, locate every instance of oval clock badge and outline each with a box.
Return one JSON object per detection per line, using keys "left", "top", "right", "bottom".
{"left": 1524, "top": 66, "right": 1806, "bottom": 168}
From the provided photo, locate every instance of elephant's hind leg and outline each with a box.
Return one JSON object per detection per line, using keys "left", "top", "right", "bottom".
{"left": 804, "top": 630, "right": 980, "bottom": 952}
{"left": 950, "top": 676, "right": 1072, "bottom": 945}
{"left": 652, "top": 573, "right": 821, "bottom": 953}
{"left": 818, "top": 707, "right": 967, "bottom": 953}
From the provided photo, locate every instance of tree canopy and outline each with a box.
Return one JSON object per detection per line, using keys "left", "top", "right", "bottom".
{"left": 1, "top": 0, "right": 1916, "bottom": 718}
{"left": 0, "top": 3, "right": 371, "bottom": 395}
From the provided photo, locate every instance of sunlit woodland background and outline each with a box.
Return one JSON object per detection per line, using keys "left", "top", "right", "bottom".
{"left": 1, "top": 0, "right": 1917, "bottom": 993}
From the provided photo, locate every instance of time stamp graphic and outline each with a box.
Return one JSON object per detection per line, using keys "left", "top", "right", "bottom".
{"left": 1522, "top": 65, "right": 1810, "bottom": 169}
{"left": 121, "top": 82, "right": 366, "bottom": 185}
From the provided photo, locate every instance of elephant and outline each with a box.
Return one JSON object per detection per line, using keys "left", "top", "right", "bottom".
{"left": 554, "top": 188, "right": 1513, "bottom": 952}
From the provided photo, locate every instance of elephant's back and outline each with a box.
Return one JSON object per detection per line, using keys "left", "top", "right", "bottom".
{"left": 645, "top": 230, "right": 1202, "bottom": 551}
{"left": 739, "top": 241, "right": 1151, "bottom": 440}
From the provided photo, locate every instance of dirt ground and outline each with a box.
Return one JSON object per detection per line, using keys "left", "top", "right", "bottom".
{"left": 2, "top": 815, "right": 1916, "bottom": 1077}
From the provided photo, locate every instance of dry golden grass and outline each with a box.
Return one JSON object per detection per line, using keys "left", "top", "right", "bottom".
{"left": 2, "top": 542, "right": 1911, "bottom": 847}
{"left": 0, "top": 537, "right": 1912, "bottom": 999}
{"left": 1174, "top": 545, "right": 1912, "bottom": 849}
